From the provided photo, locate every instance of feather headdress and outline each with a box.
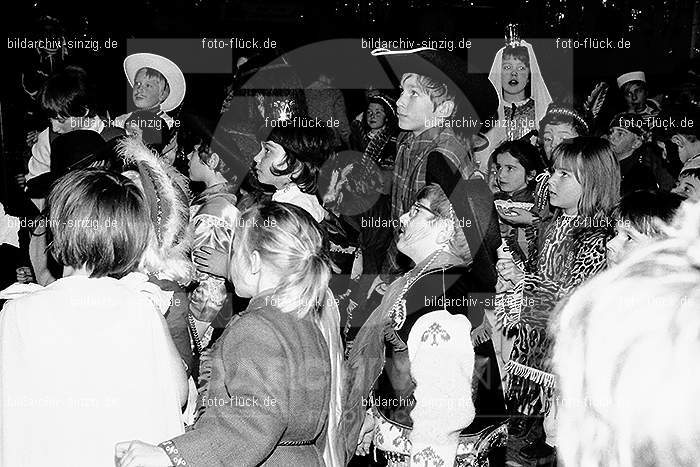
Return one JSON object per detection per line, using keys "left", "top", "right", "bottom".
{"left": 119, "top": 136, "right": 194, "bottom": 285}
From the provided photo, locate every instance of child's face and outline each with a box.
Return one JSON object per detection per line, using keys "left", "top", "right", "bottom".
{"left": 623, "top": 82, "right": 648, "bottom": 112}
{"left": 366, "top": 103, "right": 387, "bottom": 130}
{"left": 397, "top": 199, "right": 445, "bottom": 261}
{"left": 671, "top": 174, "right": 700, "bottom": 201}
{"left": 187, "top": 145, "right": 211, "bottom": 182}
{"left": 548, "top": 161, "right": 582, "bottom": 215}
{"left": 501, "top": 55, "right": 530, "bottom": 97}
{"left": 396, "top": 75, "right": 443, "bottom": 135}
{"left": 543, "top": 123, "right": 577, "bottom": 161}
{"left": 50, "top": 116, "right": 81, "bottom": 134}
{"left": 253, "top": 141, "right": 290, "bottom": 189}
{"left": 606, "top": 221, "right": 652, "bottom": 266}
{"left": 132, "top": 69, "right": 167, "bottom": 110}
{"left": 495, "top": 151, "right": 529, "bottom": 194}
{"left": 608, "top": 127, "right": 641, "bottom": 159}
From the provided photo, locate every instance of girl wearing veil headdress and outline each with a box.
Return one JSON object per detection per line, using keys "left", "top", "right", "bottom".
{"left": 476, "top": 26, "right": 552, "bottom": 174}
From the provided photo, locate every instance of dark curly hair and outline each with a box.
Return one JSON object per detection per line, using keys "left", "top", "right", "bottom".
{"left": 264, "top": 122, "right": 334, "bottom": 194}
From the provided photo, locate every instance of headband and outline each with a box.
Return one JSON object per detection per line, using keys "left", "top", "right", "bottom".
{"left": 543, "top": 106, "right": 590, "bottom": 133}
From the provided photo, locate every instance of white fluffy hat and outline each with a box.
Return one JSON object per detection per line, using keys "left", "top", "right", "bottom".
{"left": 124, "top": 53, "right": 186, "bottom": 112}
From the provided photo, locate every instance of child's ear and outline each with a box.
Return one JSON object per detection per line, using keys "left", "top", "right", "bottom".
{"left": 436, "top": 100, "right": 455, "bottom": 119}
{"left": 207, "top": 152, "right": 221, "bottom": 170}
{"left": 671, "top": 134, "right": 686, "bottom": 148}
{"left": 250, "top": 250, "right": 262, "bottom": 276}
{"left": 436, "top": 220, "right": 455, "bottom": 245}
{"left": 526, "top": 170, "right": 537, "bottom": 182}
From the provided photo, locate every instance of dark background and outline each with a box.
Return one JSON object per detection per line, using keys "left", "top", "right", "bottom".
{"left": 2, "top": 0, "right": 699, "bottom": 114}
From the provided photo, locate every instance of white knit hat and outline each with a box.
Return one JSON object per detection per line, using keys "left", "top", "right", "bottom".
{"left": 407, "top": 309, "right": 475, "bottom": 466}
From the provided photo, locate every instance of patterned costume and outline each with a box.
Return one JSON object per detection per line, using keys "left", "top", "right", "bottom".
{"left": 498, "top": 214, "right": 609, "bottom": 416}
{"left": 494, "top": 186, "right": 539, "bottom": 273}
{"left": 344, "top": 251, "right": 508, "bottom": 467}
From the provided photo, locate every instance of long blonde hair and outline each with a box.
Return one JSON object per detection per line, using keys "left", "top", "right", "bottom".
{"left": 232, "top": 201, "right": 331, "bottom": 318}
{"left": 554, "top": 201, "right": 700, "bottom": 467}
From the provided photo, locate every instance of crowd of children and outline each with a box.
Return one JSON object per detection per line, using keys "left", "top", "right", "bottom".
{"left": 1, "top": 33, "right": 699, "bottom": 467}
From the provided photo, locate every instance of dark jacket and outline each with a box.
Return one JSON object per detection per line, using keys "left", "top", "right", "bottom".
{"left": 619, "top": 143, "right": 676, "bottom": 195}
{"left": 343, "top": 258, "right": 505, "bottom": 462}
{"left": 375, "top": 266, "right": 506, "bottom": 433}
{"left": 162, "top": 293, "right": 331, "bottom": 466}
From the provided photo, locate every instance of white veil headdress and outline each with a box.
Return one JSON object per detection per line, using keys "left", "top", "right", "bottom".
{"left": 487, "top": 39, "right": 552, "bottom": 125}
{"left": 476, "top": 38, "right": 553, "bottom": 172}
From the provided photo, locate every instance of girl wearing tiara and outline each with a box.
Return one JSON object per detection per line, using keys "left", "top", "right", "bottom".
{"left": 475, "top": 29, "right": 552, "bottom": 175}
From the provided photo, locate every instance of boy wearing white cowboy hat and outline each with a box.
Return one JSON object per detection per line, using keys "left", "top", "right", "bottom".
{"left": 115, "top": 53, "right": 186, "bottom": 132}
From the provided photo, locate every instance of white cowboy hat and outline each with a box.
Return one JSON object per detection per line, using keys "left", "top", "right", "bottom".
{"left": 124, "top": 53, "right": 186, "bottom": 112}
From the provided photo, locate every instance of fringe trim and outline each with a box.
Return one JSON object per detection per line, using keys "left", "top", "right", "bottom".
{"left": 471, "top": 324, "right": 492, "bottom": 347}
{"left": 505, "top": 361, "right": 556, "bottom": 388}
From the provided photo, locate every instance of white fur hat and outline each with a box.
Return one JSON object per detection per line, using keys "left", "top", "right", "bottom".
{"left": 124, "top": 53, "right": 186, "bottom": 112}
{"left": 406, "top": 309, "right": 476, "bottom": 465}
{"left": 617, "top": 71, "right": 646, "bottom": 88}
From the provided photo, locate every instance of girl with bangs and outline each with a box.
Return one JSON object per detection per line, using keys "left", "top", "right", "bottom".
{"left": 252, "top": 123, "right": 333, "bottom": 223}
{"left": 497, "top": 137, "right": 620, "bottom": 458}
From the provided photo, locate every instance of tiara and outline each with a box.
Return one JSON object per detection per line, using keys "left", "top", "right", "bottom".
{"left": 271, "top": 98, "right": 295, "bottom": 122}
{"left": 505, "top": 24, "right": 523, "bottom": 48}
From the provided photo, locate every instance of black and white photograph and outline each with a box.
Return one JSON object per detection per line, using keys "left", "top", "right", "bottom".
{"left": 1, "top": 1, "right": 699, "bottom": 466}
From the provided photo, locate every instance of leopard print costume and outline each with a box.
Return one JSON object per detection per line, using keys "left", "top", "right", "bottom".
{"left": 502, "top": 214, "right": 609, "bottom": 416}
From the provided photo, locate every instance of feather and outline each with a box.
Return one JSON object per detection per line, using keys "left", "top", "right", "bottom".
{"left": 583, "top": 81, "right": 609, "bottom": 121}
{"left": 119, "top": 137, "right": 195, "bottom": 285}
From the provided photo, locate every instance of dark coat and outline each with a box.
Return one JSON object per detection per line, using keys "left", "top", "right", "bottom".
{"left": 163, "top": 293, "right": 331, "bottom": 466}
{"left": 342, "top": 260, "right": 506, "bottom": 463}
